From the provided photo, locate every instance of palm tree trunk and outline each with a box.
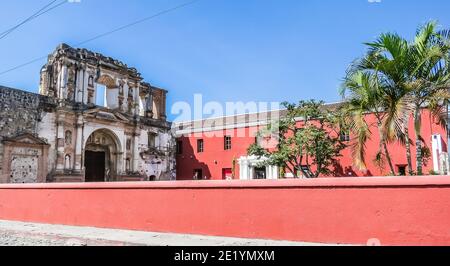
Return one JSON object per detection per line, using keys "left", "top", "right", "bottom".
{"left": 414, "top": 108, "right": 423, "bottom": 176}
{"left": 377, "top": 121, "right": 395, "bottom": 175}
{"left": 383, "top": 142, "right": 395, "bottom": 176}
{"left": 415, "top": 137, "right": 423, "bottom": 175}
{"left": 404, "top": 127, "right": 414, "bottom": 176}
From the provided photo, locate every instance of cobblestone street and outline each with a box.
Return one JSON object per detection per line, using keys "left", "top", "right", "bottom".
{"left": 0, "top": 220, "right": 333, "bottom": 246}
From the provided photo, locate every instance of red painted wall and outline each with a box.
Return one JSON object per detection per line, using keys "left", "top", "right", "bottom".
{"left": 177, "top": 126, "right": 264, "bottom": 180}
{"left": 177, "top": 109, "right": 447, "bottom": 180}
{"left": 1, "top": 177, "right": 450, "bottom": 246}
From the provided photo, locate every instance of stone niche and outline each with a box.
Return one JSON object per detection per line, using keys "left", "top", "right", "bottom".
{"left": 1, "top": 134, "right": 50, "bottom": 184}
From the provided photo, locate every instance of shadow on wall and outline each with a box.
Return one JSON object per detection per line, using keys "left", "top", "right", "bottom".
{"left": 176, "top": 136, "right": 211, "bottom": 180}
{"left": 332, "top": 162, "right": 370, "bottom": 178}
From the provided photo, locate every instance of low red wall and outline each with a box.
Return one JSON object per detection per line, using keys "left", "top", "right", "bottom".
{"left": 1, "top": 176, "right": 450, "bottom": 246}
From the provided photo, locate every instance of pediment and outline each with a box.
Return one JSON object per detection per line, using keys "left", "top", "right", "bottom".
{"left": 3, "top": 133, "right": 49, "bottom": 145}
{"left": 85, "top": 108, "right": 130, "bottom": 122}
{"left": 113, "top": 112, "right": 130, "bottom": 122}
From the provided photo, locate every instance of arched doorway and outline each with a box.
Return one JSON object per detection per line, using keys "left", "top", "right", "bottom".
{"left": 84, "top": 129, "right": 121, "bottom": 182}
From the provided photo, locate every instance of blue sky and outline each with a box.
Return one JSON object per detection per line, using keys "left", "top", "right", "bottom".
{"left": 1, "top": 0, "right": 450, "bottom": 120}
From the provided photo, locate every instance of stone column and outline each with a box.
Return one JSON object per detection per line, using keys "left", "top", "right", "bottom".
{"left": 39, "top": 69, "right": 49, "bottom": 95}
{"left": 116, "top": 149, "right": 125, "bottom": 177}
{"left": 60, "top": 64, "right": 68, "bottom": 99}
{"left": 266, "top": 165, "right": 272, "bottom": 180}
{"left": 121, "top": 134, "right": 128, "bottom": 174}
{"left": 55, "top": 113, "right": 66, "bottom": 172}
{"left": 266, "top": 165, "right": 279, "bottom": 180}
{"left": 238, "top": 158, "right": 249, "bottom": 180}
{"left": 75, "top": 68, "right": 83, "bottom": 103}
{"left": 160, "top": 90, "right": 167, "bottom": 120}
{"left": 1, "top": 144, "right": 12, "bottom": 183}
{"left": 56, "top": 63, "right": 62, "bottom": 99}
{"left": 74, "top": 115, "right": 84, "bottom": 173}
{"left": 273, "top": 166, "right": 279, "bottom": 179}
{"left": 122, "top": 82, "right": 129, "bottom": 112}
{"left": 251, "top": 167, "right": 255, "bottom": 180}
{"left": 40, "top": 145, "right": 50, "bottom": 183}
{"left": 134, "top": 84, "right": 140, "bottom": 116}
{"left": 83, "top": 69, "right": 89, "bottom": 104}
{"left": 139, "top": 95, "right": 146, "bottom": 117}
{"left": 146, "top": 92, "right": 154, "bottom": 118}
{"left": 132, "top": 132, "right": 140, "bottom": 172}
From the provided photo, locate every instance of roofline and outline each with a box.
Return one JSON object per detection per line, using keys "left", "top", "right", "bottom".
{"left": 173, "top": 108, "right": 286, "bottom": 126}
{"left": 172, "top": 101, "right": 343, "bottom": 125}
{"left": 0, "top": 85, "right": 40, "bottom": 96}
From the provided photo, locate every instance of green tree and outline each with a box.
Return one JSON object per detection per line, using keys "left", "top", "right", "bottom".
{"left": 248, "top": 100, "right": 347, "bottom": 178}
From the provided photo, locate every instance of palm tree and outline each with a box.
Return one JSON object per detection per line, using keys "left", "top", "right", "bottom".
{"left": 340, "top": 71, "right": 396, "bottom": 175}
{"left": 405, "top": 22, "right": 450, "bottom": 175}
{"left": 349, "top": 22, "right": 450, "bottom": 176}
{"left": 345, "top": 33, "right": 414, "bottom": 175}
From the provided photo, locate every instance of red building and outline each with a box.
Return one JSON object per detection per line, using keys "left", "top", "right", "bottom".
{"left": 174, "top": 105, "right": 449, "bottom": 180}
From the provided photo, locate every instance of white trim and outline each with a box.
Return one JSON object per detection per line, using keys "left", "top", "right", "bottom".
{"left": 237, "top": 156, "right": 279, "bottom": 180}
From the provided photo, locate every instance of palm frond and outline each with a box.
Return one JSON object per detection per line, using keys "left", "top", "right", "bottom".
{"left": 383, "top": 94, "right": 415, "bottom": 142}
{"left": 350, "top": 109, "right": 371, "bottom": 171}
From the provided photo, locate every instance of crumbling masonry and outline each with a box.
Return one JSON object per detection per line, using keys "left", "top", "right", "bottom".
{"left": 0, "top": 44, "right": 176, "bottom": 183}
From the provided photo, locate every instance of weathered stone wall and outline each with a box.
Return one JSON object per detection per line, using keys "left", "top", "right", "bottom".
{"left": 0, "top": 86, "right": 54, "bottom": 173}
{"left": 9, "top": 147, "right": 40, "bottom": 183}
{"left": 37, "top": 112, "right": 57, "bottom": 178}
{"left": 137, "top": 127, "right": 176, "bottom": 181}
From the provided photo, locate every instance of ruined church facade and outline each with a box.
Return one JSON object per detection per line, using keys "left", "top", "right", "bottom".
{"left": 0, "top": 44, "right": 176, "bottom": 183}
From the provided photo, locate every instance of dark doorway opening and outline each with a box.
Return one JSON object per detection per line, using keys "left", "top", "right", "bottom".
{"left": 193, "top": 169, "right": 203, "bottom": 180}
{"left": 397, "top": 165, "right": 407, "bottom": 176}
{"left": 85, "top": 151, "right": 106, "bottom": 182}
{"left": 254, "top": 167, "right": 267, "bottom": 179}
